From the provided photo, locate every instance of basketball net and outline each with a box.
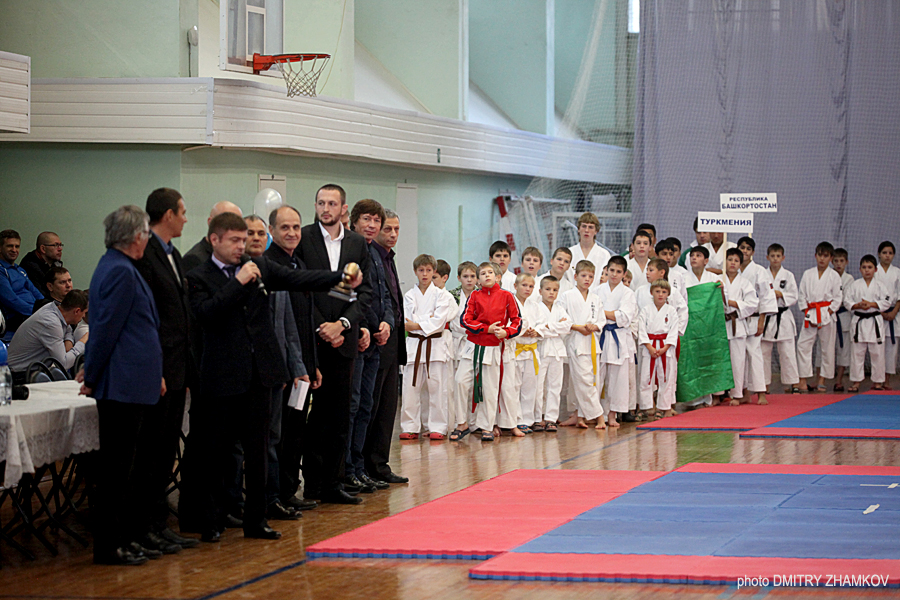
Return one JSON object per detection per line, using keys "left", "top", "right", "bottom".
{"left": 274, "top": 55, "right": 330, "bottom": 98}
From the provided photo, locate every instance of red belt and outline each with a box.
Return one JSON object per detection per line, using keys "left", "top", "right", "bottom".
{"left": 648, "top": 333, "right": 669, "bottom": 385}
{"left": 804, "top": 301, "right": 831, "bottom": 328}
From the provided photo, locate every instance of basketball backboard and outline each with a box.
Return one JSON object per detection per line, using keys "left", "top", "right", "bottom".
{"left": 220, "top": 0, "right": 284, "bottom": 73}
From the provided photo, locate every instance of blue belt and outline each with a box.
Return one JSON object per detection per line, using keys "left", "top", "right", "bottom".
{"left": 599, "top": 323, "right": 621, "bottom": 356}
{"left": 835, "top": 306, "right": 848, "bottom": 348}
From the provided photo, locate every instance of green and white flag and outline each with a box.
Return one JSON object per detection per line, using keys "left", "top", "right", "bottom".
{"left": 676, "top": 282, "right": 734, "bottom": 403}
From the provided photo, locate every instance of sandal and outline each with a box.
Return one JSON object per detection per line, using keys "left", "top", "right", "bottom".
{"left": 429, "top": 432, "right": 446, "bottom": 440}
{"left": 815, "top": 385, "right": 828, "bottom": 393}
{"left": 545, "top": 423, "right": 558, "bottom": 432}
{"left": 847, "top": 386, "right": 859, "bottom": 393}
{"left": 449, "top": 428, "right": 469, "bottom": 442}
{"left": 790, "top": 386, "right": 802, "bottom": 394}
{"left": 873, "top": 384, "right": 885, "bottom": 391}
{"left": 517, "top": 425, "right": 533, "bottom": 434}
{"left": 833, "top": 384, "right": 845, "bottom": 392}
{"left": 399, "top": 432, "right": 418, "bottom": 440}
{"left": 481, "top": 431, "right": 495, "bottom": 442}
{"left": 531, "top": 423, "right": 545, "bottom": 432}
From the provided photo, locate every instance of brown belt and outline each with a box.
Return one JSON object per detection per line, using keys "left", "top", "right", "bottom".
{"left": 410, "top": 331, "right": 443, "bottom": 386}
{"left": 725, "top": 313, "right": 738, "bottom": 336}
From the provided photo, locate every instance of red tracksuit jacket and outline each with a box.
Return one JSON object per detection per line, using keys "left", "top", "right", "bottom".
{"left": 460, "top": 284, "right": 522, "bottom": 346}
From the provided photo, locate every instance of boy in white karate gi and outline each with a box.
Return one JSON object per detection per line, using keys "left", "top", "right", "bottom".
{"left": 596, "top": 255, "right": 639, "bottom": 427}
{"left": 536, "top": 247, "right": 574, "bottom": 298}
{"left": 796, "top": 242, "right": 843, "bottom": 393}
{"left": 567, "top": 213, "right": 612, "bottom": 286}
{"left": 761, "top": 244, "right": 801, "bottom": 393}
{"left": 686, "top": 246, "right": 718, "bottom": 287}
{"left": 430, "top": 259, "right": 458, "bottom": 433}
{"left": 874, "top": 241, "right": 900, "bottom": 388}
{"left": 449, "top": 261, "right": 479, "bottom": 440}
{"left": 831, "top": 248, "right": 854, "bottom": 391}
{"left": 490, "top": 240, "right": 517, "bottom": 292}
{"left": 719, "top": 248, "right": 760, "bottom": 405}
{"left": 737, "top": 237, "right": 776, "bottom": 405}
{"left": 625, "top": 230, "right": 654, "bottom": 291}
{"left": 657, "top": 239, "right": 688, "bottom": 303}
{"left": 400, "top": 254, "right": 455, "bottom": 439}
{"left": 845, "top": 254, "right": 892, "bottom": 391}
{"left": 703, "top": 231, "right": 737, "bottom": 276}
{"left": 509, "top": 273, "right": 544, "bottom": 432}
{"left": 533, "top": 276, "right": 570, "bottom": 431}
{"left": 639, "top": 280, "right": 680, "bottom": 417}
{"left": 559, "top": 260, "right": 606, "bottom": 429}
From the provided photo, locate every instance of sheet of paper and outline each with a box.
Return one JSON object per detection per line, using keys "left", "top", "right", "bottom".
{"left": 287, "top": 379, "right": 310, "bottom": 411}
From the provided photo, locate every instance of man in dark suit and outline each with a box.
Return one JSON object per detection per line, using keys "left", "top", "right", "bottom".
{"left": 82, "top": 205, "right": 164, "bottom": 566}
{"left": 364, "top": 210, "right": 409, "bottom": 484}
{"left": 264, "top": 206, "right": 319, "bottom": 512}
{"left": 181, "top": 201, "right": 242, "bottom": 273}
{"left": 295, "top": 184, "right": 373, "bottom": 504}
{"left": 187, "top": 212, "right": 360, "bottom": 539}
{"left": 134, "top": 188, "right": 199, "bottom": 552}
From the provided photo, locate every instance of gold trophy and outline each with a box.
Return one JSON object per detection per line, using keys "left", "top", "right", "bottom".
{"left": 328, "top": 262, "right": 360, "bottom": 301}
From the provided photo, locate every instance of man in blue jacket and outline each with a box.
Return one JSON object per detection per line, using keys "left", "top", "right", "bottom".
{"left": 0, "top": 229, "right": 45, "bottom": 339}
{"left": 81, "top": 206, "right": 164, "bottom": 566}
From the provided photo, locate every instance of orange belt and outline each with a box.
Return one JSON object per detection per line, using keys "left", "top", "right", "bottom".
{"left": 803, "top": 301, "right": 832, "bottom": 328}
{"left": 647, "top": 333, "right": 669, "bottom": 384}
{"left": 409, "top": 331, "right": 442, "bottom": 386}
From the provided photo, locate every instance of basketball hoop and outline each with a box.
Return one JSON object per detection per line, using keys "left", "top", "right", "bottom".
{"left": 252, "top": 53, "right": 331, "bottom": 98}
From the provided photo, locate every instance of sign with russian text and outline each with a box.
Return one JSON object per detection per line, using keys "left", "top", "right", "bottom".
{"left": 720, "top": 193, "right": 777, "bottom": 212}
{"left": 698, "top": 211, "right": 754, "bottom": 233}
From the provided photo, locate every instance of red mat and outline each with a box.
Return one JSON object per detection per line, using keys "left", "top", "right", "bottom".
{"left": 741, "top": 426, "right": 900, "bottom": 440}
{"left": 637, "top": 393, "right": 847, "bottom": 431}
{"left": 305, "top": 469, "right": 664, "bottom": 559}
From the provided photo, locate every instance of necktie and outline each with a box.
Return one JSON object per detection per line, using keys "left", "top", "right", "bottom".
{"left": 224, "top": 265, "right": 237, "bottom": 279}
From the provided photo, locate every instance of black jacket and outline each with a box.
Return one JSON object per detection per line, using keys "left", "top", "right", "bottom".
{"left": 263, "top": 243, "right": 318, "bottom": 376}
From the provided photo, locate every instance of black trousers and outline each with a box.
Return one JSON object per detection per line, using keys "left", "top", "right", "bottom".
{"left": 277, "top": 384, "right": 309, "bottom": 503}
{"left": 303, "top": 342, "right": 354, "bottom": 495}
{"left": 364, "top": 336, "right": 400, "bottom": 478}
{"left": 94, "top": 399, "right": 148, "bottom": 555}
{"left": 142, "top": 387, "right": 187, "bottom": 532}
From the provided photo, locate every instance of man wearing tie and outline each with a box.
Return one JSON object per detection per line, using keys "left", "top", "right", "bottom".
{"left": 187, "top": 212, "right": 360, "bottom": 539}
{"left": 296, "top": 184, "right": 373, "bottom": 504}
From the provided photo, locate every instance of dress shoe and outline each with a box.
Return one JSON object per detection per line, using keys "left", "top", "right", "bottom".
{"left": 223, "top": 513, "right": 243, "bottom": 528}
{"left": 200, "top": 528, "right": 221, "bottom": 543}
{"left": 344, "top": 475, "right": 376, "bottom": 494}
{"left": 128, "top": 541, "right": 162, "bottom": 560}
{"left": 375, "top": 471, "right": 409, "bottom": 484}
{"left": 284, "top": 496, "right": 318, "bottom": 510}
{"left": 319, "top": 489, "right": 363, "bottom": 505}
{"left": 341, "top": 480, "right": 363, "bottom": 494}
{"left": 159, "top": 528, "right": 199, "bottom": 549}
{"left": 243, "top": 525, "right": 282, "bottom": 540}
{"left": 140, "top": 532, "right": 182, "bottom": 555}
{"left": 267, "top": 502, "right": 302, "bottom": 520}
{"left": 94, "top": 546, "right": 148, "bottom": 566}
{"left": 359, "top": 473, "right": 389, "bottom": 490}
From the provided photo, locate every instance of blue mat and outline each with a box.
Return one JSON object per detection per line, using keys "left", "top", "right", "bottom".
{"left": 512, "top": 472, "right": 900, "bottom": 560}
{"left": 766, "top": 395, "right": 900, "bottom": 430}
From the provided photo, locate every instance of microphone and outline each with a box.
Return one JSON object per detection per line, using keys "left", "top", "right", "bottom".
{"left": 239, "top": 254, "right": 267, "bottom": 295}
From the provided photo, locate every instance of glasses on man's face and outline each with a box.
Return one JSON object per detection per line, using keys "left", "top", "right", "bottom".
{"left": 43, "top": 243, "right": 64, "bottom": 249}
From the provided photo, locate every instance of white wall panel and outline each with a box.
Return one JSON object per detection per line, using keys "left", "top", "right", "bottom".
{"left": 0, "top": 51, "right": 30, "bottom": 134}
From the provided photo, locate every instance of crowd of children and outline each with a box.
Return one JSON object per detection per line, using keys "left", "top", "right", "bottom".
{"left": 397, "top": 212, "right": 900, "bottom": 440}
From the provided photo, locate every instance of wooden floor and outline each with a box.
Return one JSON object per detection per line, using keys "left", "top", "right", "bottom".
{"left": 3, "top": 388, "right": 900, "bottom": 599}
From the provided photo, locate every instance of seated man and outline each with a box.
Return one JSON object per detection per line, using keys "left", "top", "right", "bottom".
{"left": 21, "top": 231, "right": 64, "bottom": 296}
{"left": 0, "top": 229, "right": 45, "bottom": 337}
{"left": 8, "top": 289, "right": 89, "bottom": 383}
{"left": 34, "top": 266, "right": 74, "bottom": 310}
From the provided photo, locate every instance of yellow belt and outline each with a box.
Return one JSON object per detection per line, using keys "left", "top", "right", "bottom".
{"left": 515, "top": 342, "right": 540, "bottom": 376}
{"left": 576, "top": 326, "right": 598, "bottom": 385}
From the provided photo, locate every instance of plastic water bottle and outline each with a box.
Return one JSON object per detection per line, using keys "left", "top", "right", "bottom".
{"left": 0, "top": 342, "right": 11, "bottom": 406}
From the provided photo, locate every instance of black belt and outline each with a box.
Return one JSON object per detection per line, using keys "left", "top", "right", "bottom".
{"left": 764, "top": 306, "right": 790, "bottom": 339}
{"left": 853, "top": 311, "right": 881, "bottom": 345}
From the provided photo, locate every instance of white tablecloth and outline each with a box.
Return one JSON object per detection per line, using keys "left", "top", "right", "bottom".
{"left": 0, "top": 380, "right": 99, "bottom": 485}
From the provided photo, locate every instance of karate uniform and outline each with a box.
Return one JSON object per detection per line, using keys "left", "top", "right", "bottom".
{"left": 719, "top": 272, "right": 759, "bottom": 399}
{"left": 741, "top": 261, "right": 777, "bottom": 394}
{"left": 844, "top": 278, "right": 892, "bottom": 384}
{"left": 703, "top": 241, "right": 737, "bottom": 273}
{"left": 669, "top": 265, "right": 689, "bottom": 304}
{"left": 401, "top": 283, "right": 455, "bottom": 436}
{"left": 449, "top": 290, "right": 473, "bottom": 427}
{"left": 596, "top": 281, "right": 638, "bottom": 415}
{"left": 761, "top": 266, "right": 800, "bottom": 386}
{"left": 558, "top": 288, "right": 605, "bottom": 421}
{"left": 458, "top": 284, "right": 522, "bottom": 432}
{"left": 535, "top": 300, "right": 571, "bottom": 423}
{"left": 500, "top": 270, "right": 517, "bottom": 293}
{"left": 685, "top": 268, "right": 718, "bottom": 288}
{"left": 567, "top": 243, "right": 612, "bottom": 286}
{"left": 509, "top": 296, "right": 546, "bottom": 426}
{"left": 874, "top": 263, "right": 900, "bottom": 375}
{"left": 534, "top": 272, "right": 573, "bottom": 297}
{"left": 796, "top": 267, "right": 843, "bottom": 380}
{"left": 440, "top": 288, "right": 460, "bottom": 427}
{"left": 633, "top": 284, "right": 687, "bottom": 410}
{"left": 638, "top": 303, "right": 680, "bottom": 411}
{"left": 625, "top": 257, "right": 651, "bottom": 291}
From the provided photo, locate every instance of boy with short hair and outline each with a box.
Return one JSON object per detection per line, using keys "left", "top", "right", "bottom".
{"left": 596, "top": 256, "right": 639, "bottom": 427}
{"left": 719, "top": 248, "right": 760, "bottom": 405}
{"left": 831, "top": 248, "right": 854, "bottom": 390}
{"left": 704, "top": 232, "right": 737, "bottom": 275}
{"left": 639, "top": 280, "right": 680, "bottom": 417}
{"left": 761, "top": 244, "right": 801, "bottom": 393}
{"left": 845, "top": 254, "right": 892, "bottom": 391}
{"left": 558, "top": 260, "right": 605, "bottom": 429}
{"left": 874, "top": 241, "right": 900, "bottom": 388}
{"left": 737, "top": 236, "right": 776, "bottom": 405}
{"left": 567, "top": 213, "right": 611, "bottom": 286}
{"left": 534, "top": 276, "right": 571, "bottom": 431}
{"left": 400, "top": 254, "right": 455, "bottom": 440}
{"left": 508, "top": 273, "right": 544, "bottom": 432}
{"left": 623, "top": 270, "right": 633, "bottom": 288}
{"left": 796, "top": 242, "right": 843, "bottom": 393}
{"left": 656, "top": 239, "right": 687, "bottom": 303}
{"left": 448, "top": 262, "right": 479, "bottom": 440}
{"left": 536, "top": 247, "right": 574, "bottom": 297}
{"left": 458, "top": 261, "right": 522, "bottom": 441}
{"left": 626, "top": 231, "right": 654, "bottom": 290}
{"left": 490, "top": 241, "right": 517, "bottom": 292}
{"left": 685, "top": 246, "right": 717, "bottom": 287}
{"left": 520, "top": 247, "right": 543, "bottom": 277}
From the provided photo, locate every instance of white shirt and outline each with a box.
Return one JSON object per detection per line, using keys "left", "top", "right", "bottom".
{"left": 874, "top": 263, "right": 900, "bottom": 306}
{"left": 535, "top": 301, "right": 571, "bottom": 358}
{"left": 559, "top": 288, "right": 604, "bottom": 356}
{"left": 626, "top": 257, "right": 651, "bottom": 291}
{"left": 567, "top": 243, "right": 612, "bottom": 285}
{"left": 843, "top": 278, "right": 892, "bottom": 343}
{"left": 762, "top": 266, "right": 799, "bottom": 341}
{"left": 595, "top": 281, "right": 638, "bottom": 364}
{"left": 685, "top": 268, "right": 718, "bottom": 288}
{"left": 403, "top": 282, "right": 454, "bottom": 364}
{"left": 635, "top": 283, "right": 688, "bottom": 335}
{"left": 638, "top": 303, "right": 680, "bottom": 356}
{"left": 741, "top": 260, "right": 778, "bottom": 317}
{"left": 670, "top": 265, "right": 689, "bottom": 303}
{"left": 318, "top": 221, "right": 345, "bottom": 271}
{"left": 703, "top": 241, "right": 737, "bottom": 272}
{"left": 798, "top": 267, "right": 843, "bottom": 327}
{"left": 500, "top": 270, "right": 517, "bottom": 293}
{"left": 719, "top": 272, "right": 759, "bottom": 339}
